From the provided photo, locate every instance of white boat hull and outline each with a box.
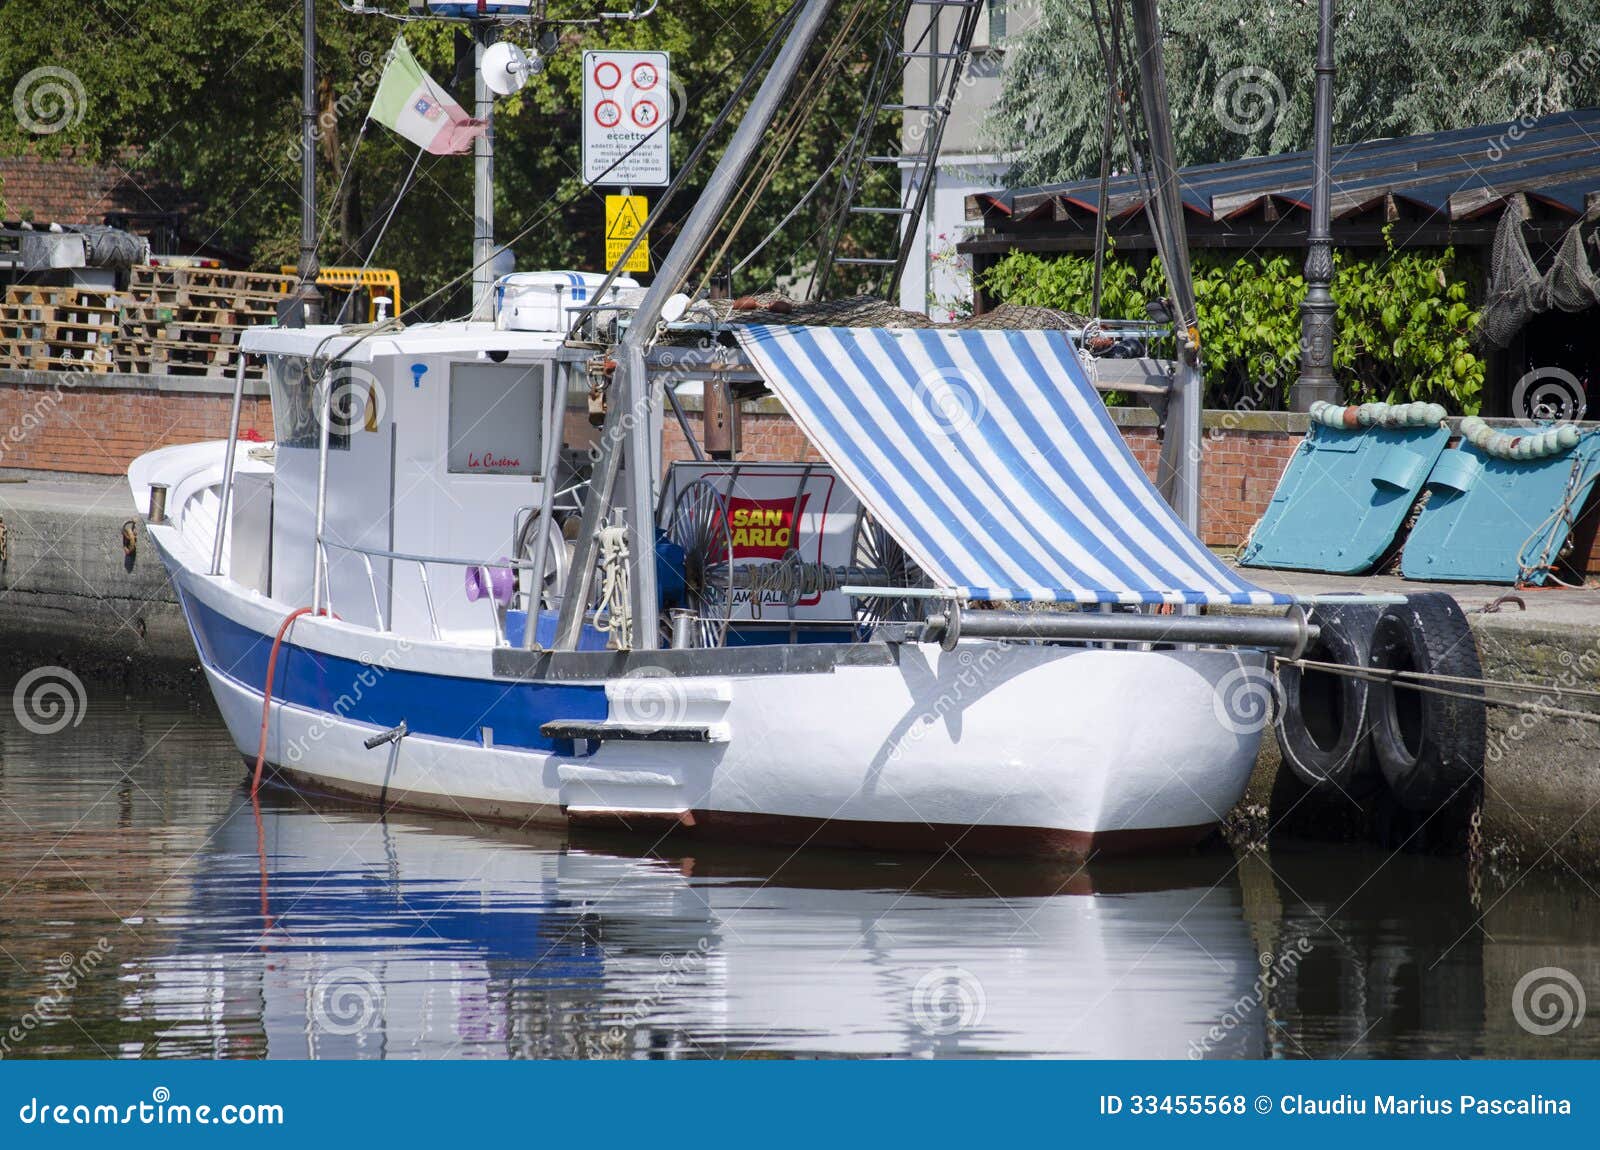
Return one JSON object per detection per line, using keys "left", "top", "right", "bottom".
{"left": 166, "top": 559, "right": 1265, "bottom": 857}
{"left": 137, "top": 441, "right": 1269, "bottom": 859}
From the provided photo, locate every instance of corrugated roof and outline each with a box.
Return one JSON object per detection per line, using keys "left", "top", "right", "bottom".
{"left": 967, "top": 108, "right": 1600, "bottom": 228}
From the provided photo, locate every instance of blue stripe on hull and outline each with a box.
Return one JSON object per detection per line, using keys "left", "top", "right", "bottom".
{"left": 181, "top": 590, "right": 607, "bottom": 753}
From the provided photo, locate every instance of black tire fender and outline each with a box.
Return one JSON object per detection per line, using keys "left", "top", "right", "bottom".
{"left": 1275, "top": 599, "right": 1383, "bottom": 790}
{"left": 1367, "top": 592, "right": 1486, "bottom": 812}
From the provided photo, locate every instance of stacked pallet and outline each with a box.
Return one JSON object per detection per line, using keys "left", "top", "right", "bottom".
{"left": 0, "top": 267, "right": 295, "bottom": 379}
{"left": 0, "top": 285, "right": 119, "bottom": 372}
{"left": 118, "top": 266, "right": 293, "bottom": 379}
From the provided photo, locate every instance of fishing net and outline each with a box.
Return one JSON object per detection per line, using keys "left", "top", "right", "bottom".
{"left": 1543, "top": 215, "right": 1600, "bottom": 314}
{"left": 1479, "top": 198, "right": 1547, "bottom": 349}
{"left": 701, "top": 293, "right": 1084, "bottom": 331}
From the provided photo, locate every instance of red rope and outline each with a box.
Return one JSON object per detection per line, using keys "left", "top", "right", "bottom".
{"left": 252, "top": 607, "right": 319, "bottom": 796}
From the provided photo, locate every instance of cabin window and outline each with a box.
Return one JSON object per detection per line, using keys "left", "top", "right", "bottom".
{"left": 447, "top": 362, "right": 544, "bottom": 476}
{"left": 266, "top": 354, "right": 355, "bottom": 451}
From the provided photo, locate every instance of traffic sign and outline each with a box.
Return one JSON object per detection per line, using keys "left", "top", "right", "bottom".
{"left": 605, "top": 194, "right": 651, "bottom": 274}
{"left": 582, "top": 50, "right": 671, "bottom": 187}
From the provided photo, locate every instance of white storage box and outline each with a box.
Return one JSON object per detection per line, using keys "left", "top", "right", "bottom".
{"left": 493, "top": 271, "right": 640, "bottom": 333}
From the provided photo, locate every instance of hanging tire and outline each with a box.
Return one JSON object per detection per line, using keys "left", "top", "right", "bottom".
{"left": 1366, "top": 592, "right": 1486, "bottom": 812}
{"left": 1275, "top": 598, "right": 1383, "bottom": 791}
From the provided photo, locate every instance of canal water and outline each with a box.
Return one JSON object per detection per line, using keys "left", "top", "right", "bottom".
{"left": 2, "top": 684, "right": 1597, "bottom": 1060}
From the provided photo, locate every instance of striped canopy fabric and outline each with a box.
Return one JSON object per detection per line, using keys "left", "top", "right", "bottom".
{"left": 735, "top": 325, "right": 1291, "bottom": 606}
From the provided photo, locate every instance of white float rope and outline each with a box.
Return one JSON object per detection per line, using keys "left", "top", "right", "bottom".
{"left": 1272, "top": 655, "right": 1600, "bottom": 725}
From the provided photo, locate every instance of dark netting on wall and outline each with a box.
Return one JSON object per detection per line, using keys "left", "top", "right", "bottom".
{"left": 1479, "top": 198, "right": 1547, "bottom": 349}
{"left": 1543, "top": 214, "right": 1600, "bottom": 314}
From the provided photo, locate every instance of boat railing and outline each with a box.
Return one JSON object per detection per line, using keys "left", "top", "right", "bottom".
{"left": 317, "top": 538, "right": 544, "bottom": 646}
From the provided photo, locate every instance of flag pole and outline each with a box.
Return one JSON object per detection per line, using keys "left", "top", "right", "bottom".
{"left": 472, "top": 21, "right": 497, "bottom": 320}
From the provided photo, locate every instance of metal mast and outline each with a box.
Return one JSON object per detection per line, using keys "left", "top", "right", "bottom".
{"left": 1129, "top": 0, "right": 1201, "bottom": 534}
{"left": 1292, "top": 0, "right": 1339, "bottom": 411}
{"left": 554, "top": 0, "right": 837, "bottom": 651}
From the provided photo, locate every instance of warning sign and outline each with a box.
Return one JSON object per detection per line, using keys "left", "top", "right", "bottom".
{"left": 605, "top": 194, "right": 651, "bottom": 274}
{"left": 582, "top": 50, "right": 671, "bottom": 187}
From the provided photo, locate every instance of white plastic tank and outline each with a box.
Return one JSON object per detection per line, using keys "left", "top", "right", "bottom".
{"left": 493, "top": 271, "right": 640, "bottom": 333}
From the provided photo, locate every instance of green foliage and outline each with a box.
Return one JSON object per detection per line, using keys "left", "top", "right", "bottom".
{"left": 989, "top": 0, "right": 1600, "bottom": 186}
{"left": 981, "top": 238, "right": 1485, "bottom": 413}
{"left": 0, "top": 2, "right": 894, "bottom": 314}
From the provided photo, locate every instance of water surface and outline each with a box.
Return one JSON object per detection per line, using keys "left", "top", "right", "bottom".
{"left": 1, "top": 683, "right": 1596, "bottom": 1058}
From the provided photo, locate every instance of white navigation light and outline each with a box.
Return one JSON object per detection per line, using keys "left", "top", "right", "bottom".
{"left": 481, "top": 41, "right": 531, "bottom": 97}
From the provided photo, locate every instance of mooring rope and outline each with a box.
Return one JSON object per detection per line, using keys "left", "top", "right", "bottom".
{"left": 1273, "top": 655, "right": 1600, "bottom": 725}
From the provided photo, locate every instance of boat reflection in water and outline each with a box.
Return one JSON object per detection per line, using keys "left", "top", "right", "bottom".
{"left": 162, "top": 793, "right": 1265, "bottom": 1058}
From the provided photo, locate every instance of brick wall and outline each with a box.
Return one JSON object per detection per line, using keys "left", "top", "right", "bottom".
{"left": 0, "top": 373, "right": 271, "bottom": 475}
{"left": 4, "top": 373, "right": 1596, "bottom": 572}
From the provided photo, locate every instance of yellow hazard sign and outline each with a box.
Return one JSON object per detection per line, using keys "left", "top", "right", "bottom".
{"left": 605, "top": 195, "right": 650, "bottom": 274}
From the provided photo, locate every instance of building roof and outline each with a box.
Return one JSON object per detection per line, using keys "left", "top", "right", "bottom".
{"left": 964, "top": 108, "right": 1600, "bottom": 249}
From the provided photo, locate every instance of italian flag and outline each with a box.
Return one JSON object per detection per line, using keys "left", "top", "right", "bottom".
{"left": 371, "top": 36, "right": 486, "bottom": 155}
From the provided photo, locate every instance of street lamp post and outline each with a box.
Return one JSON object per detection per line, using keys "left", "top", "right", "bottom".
{"left": 1292, "top": 0, "right": 1338, "bottom": 411}
{"left": 296, "top": 0, "right": 323, "bottom": 325}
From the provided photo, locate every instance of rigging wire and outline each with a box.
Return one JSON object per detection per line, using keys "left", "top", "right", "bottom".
{"left": 302, "top": 0, "right": 804, "bottom": 374}
{"left": 332, "top": 145, "right": 425, "bottom": 325}
{"left": 689, "top": 0, "right": 874, "bottom": 301}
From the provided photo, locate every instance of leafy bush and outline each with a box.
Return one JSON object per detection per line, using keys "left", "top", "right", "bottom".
{"left": 980, "top": 235, "right": 1485, "bottom": 413}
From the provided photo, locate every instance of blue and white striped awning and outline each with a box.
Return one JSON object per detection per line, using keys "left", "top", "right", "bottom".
{"left": 735, "top": 325, "right": 1290, "bottom": 606}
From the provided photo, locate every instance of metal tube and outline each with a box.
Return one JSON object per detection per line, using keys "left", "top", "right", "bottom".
{"left": 523, "top": 363, "right": 564, "bottom": 648}
{"left": 209, "top": 354, "right": 247, "bottom": 576}
{"left": 147, "top": 483, "right": 168, "bottom": 525}
{"left": 924, "top": 606, "right": 1316, "bottom": 656}
{"left": 617, "top": 0, "right": 836, "bottom": 648}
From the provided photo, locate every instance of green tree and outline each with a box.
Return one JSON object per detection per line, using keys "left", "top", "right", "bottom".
{"left": 989, "top": 0, "right": 1600, "bottom": 186}
{"left": 0, "top": 1, "right": 898, "bottom": 314}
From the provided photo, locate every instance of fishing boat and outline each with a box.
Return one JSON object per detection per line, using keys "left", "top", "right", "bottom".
{"left": 127, "top": 0, "right": 1322, "bottom": 858}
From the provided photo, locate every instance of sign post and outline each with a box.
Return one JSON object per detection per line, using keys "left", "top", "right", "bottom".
{"left": 582, "top": 50, "right": 672, "bottom": 188}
